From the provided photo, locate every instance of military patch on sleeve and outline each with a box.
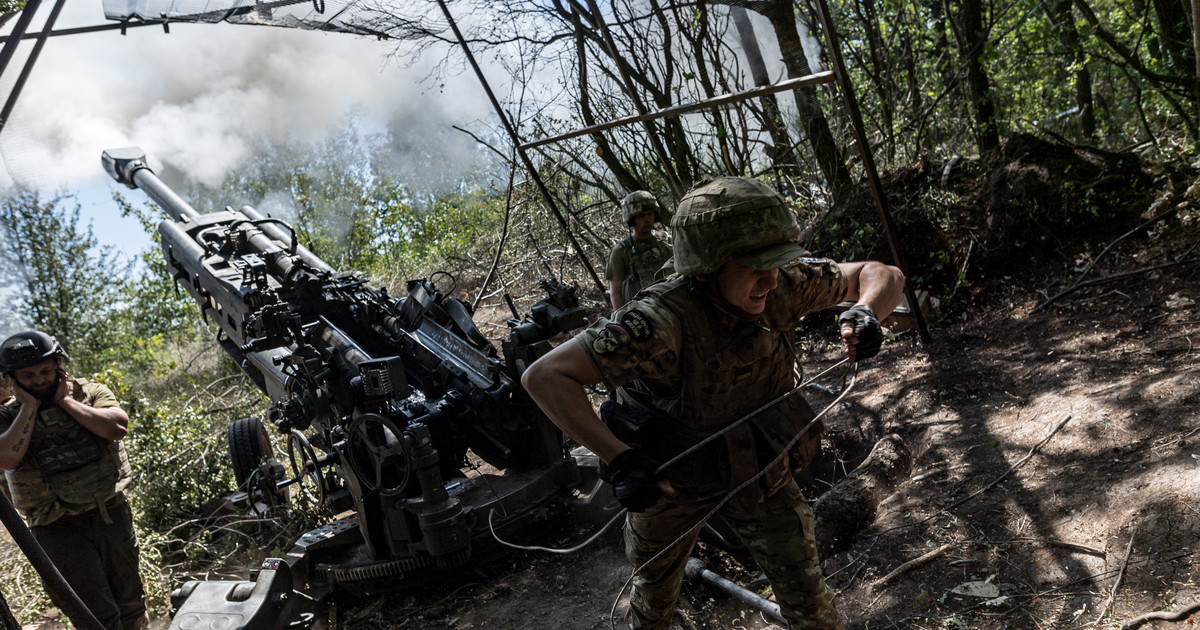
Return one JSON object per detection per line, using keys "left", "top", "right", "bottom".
{"left": 619, "top": 309, "right": 654, "bottom": 340}
{"left": 591, "top": 322, "right": 633, "bottom": 355}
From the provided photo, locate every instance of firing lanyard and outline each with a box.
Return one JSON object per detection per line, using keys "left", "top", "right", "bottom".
{"left": 487, "top": 357, "right": 858, "bottom": 555}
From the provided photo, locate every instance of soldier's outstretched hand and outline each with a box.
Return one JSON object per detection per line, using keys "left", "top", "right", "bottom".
{"left": 839, "top": 305, "right": 883, "bottom": 361}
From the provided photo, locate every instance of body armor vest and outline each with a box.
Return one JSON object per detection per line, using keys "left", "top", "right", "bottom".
{"left": 2, "top": 380, "right": 133, "bottom": 526}
{"left": 618, "top": 275, "right": 820, "bottom": 496}
{"left": 619, "top": 236, "right": 671, "bottom": 302}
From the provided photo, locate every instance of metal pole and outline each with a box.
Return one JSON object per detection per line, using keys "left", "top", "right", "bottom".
{"left": 519, "top": 72, "right": 834, "bottom": 151}
{"left": 433, "top": 0, "right": 604, "bottom": 292}
{"left": 577, "top": 0, "right": 685, "bottom": 199}
{"left": 0, "top": 492, "right": 105, "bottom": 630}
{"left": 0, "top": 0, "right": 43, "bottom": 82}
{"left": 0, "top": 20, "right": 161, "bottom": 43}
{"left": 684, "top": 558, "right": 785, "bottom": 624}
{"left": 0, "top": 0, "right": 67, "bottom": 136}
{"left": 810, "top": 0, "right": 932, "bottom": 343}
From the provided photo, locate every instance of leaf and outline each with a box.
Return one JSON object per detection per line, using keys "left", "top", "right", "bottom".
{"left": 950, "top": 581, "right": 1001, "bottom": 598}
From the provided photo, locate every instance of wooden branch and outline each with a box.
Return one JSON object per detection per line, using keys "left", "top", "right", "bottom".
{"left": 945, "top": 414, "right": 1072, "bottom": 511}
{"left": 1120, "top": 601, "right": 1200, "bottom": 630}
{"left": 1033, "top": 207, "right": 1180, "bottom": 313}
{"left": 1072, "top": 0, "right": 1191, "bottom": 90}
{"left": 873, "top": 543, "right": 955, "bottom": 587}
{"left": 1010, "top": 537, "right": 1106, "bottom": 557}
{"left": 1096, "top": 522, "right": 1139, "bottom": 625}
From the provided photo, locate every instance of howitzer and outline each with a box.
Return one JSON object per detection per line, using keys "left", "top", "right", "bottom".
{"left": 102, "top": 148, "right": 589, "bottom": 627}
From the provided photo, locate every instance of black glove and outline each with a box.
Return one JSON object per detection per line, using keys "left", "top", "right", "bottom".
{"left": 838, "top": 304, "right": 883, "bottom": 360}
{"left": 606, "top": 448, "right": 663, "bottom": 512}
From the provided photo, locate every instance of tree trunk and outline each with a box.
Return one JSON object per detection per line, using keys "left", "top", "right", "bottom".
{"left": 858, "top": 0, "right": 896, "bottom": 161}
{"left": 1046, "top": 0, "right": 1096, "bottom": 136}
{"left": 1152, "top": 0, "right": 1194, "bottom": 75}
{"left": 571, "top": 9, "right": 643, "bottom": 194}
{"left": 955, "top": 0, "right": 1000, "bottom": 152}
{"left": 730, "top": 6, "right": 799, "bottom": 177}
{"left": 813, "top": 434, "right": 912, "bottom": 555}
{"left": 741, "top": 0, "right": 854, "bottom": 200}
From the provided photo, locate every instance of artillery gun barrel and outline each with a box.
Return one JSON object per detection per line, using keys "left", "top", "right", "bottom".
{"left": 102, "top": 146, "right": 330, "bottom": 281}
{"left": 101, "top": 147, "right": 200, "bottom": 221}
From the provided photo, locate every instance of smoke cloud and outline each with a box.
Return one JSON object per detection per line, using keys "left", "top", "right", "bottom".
{"left": 0, "top": 1, "right": 496, "bottom": 192}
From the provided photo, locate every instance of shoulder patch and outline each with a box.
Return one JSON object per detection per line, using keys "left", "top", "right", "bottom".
{"left": 591, "top": 322, "right": 633, "bottom": 355}
{"left": 620, "top": 310, "right": 654, "bottom": 340}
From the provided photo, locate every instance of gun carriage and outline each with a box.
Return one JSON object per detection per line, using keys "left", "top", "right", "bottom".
{"left": 102, "top": 147, "right": 589, "bottom": 628}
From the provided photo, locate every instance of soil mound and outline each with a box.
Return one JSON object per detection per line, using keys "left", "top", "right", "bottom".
{"left": 808, "top": 133, "right": 1157, "bottom": 296}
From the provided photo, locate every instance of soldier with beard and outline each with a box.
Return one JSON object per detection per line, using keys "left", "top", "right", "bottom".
{"left": 0, "top": 331, "right": 149, "bottom": 630}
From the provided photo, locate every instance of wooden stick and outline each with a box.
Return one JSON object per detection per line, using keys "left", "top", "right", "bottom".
{"left": 1120, "top": 601, "right": 1200, "bottom": 630}
{"left": 1095, "top": 522, "right": 1139, "bottom": 625}
{"left": 1032, "top": 206, "right": 1179, "bottom": 313}
{"left": 873, "top": 543, "right": 955, "bottom": 587}
{"left": 1010, "top": 537, "right": 1106, "bottom": 557}
{"left": 1034, "top": 256, "right": 1199, "bottom": 313}
{"left": 946, "top": 414, "right": 1073, "bottom": 511}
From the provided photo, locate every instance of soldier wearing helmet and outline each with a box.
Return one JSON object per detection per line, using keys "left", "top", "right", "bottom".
{"left": 523, "top": 177, "right": 904, "bottom": 630}
{"left": 606, "top": 190, "right": 672, "bottom": 310}
{"left": 0, "top": 331, "right": 149, "bottom": 630}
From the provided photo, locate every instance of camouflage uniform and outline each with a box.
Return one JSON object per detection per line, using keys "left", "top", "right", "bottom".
{"left": 578, "top": 261, "right": 848, "bottom": 630}
{"left": 605, "top": 235, "right": 672, "bottom": 304}
{"left": 0, "top": 379, "right": 146, "bottom": 630}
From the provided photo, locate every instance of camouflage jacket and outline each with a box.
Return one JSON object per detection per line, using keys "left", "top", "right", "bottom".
{"left": 0, "top": 379, "right": 133, "bottom": 527}
{"left": 579, "top": 259, "right": 848, "bottom": 495}
{"left": 605, "top": 235, "right": 672, "bottom": 303}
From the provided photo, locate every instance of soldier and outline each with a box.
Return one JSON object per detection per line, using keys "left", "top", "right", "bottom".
{"left": 0, "top": 331, "right": 149, "bottom": 630}
{"left": 522, "top": 177, "right": 905, "bottom": 630}
{"left": 607, "top": 190, "right": 673, "bottom": 310}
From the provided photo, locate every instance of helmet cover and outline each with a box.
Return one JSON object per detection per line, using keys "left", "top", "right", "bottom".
{"left": 621, "top": 191, "right": 661, "bottom": 226}
{"left": 670, "top": 177, "right": 806, "bottom": 276}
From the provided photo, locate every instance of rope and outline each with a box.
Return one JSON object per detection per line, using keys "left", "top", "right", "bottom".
{"left": 483, "top": 359, "right": 861, "bottom": 630}
{"left": 486, "top": 357, "right": 852, "bottom": 555}
{"left": 609, "top": 364, "right": 858, "bottom": 629}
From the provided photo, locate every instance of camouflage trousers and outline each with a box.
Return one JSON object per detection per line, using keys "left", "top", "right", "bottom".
{"left": 32, "top": 494, "right": 149, "bottom": 630}
{"left": 624, "top": 481, "right": 842, "bottom": 630}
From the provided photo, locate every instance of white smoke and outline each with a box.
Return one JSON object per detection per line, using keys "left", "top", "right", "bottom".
{"left": 0, "top": 1, "right": 496, "bottom": 191}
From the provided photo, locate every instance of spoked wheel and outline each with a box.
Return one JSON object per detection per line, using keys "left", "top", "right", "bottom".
{"left": 344, "top": 414, "right": 412, "bottom": 497}
{"left": 287, "top": 429, "right": 326, "bottom": 505}
{"left": 228, "top": 416, "right": 287, "bottom": 509}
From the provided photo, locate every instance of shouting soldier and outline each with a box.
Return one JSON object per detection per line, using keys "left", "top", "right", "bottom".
{"left": 523, "top": 177, "right": 904, "bottom": 629}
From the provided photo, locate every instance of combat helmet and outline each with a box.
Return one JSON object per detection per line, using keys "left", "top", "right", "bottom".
{"left": 0, "top": 331, "right": 68, "bottom": 373}
{"left": 671, "top": 176, "right": 807, "bottom": 276}
{"left": 621, "top": 190, "right": 661, "bottom": 226}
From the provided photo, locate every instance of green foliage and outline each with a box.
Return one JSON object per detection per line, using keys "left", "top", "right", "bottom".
{"left": 835, "top": 0, "right": 1200, "bottom": 162}
{"left": 0, "top": 190, "right": 133, "bottom": 371}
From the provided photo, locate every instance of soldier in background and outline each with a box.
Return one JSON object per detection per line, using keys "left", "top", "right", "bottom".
{"left": 606, "top": 191, "right": 673, "bottom": 310}
{"left": 523, "top": 177, "right": 905, "bottom": 629}
{"left": 0, "top": 331, "right": 149, "bottom": 630}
